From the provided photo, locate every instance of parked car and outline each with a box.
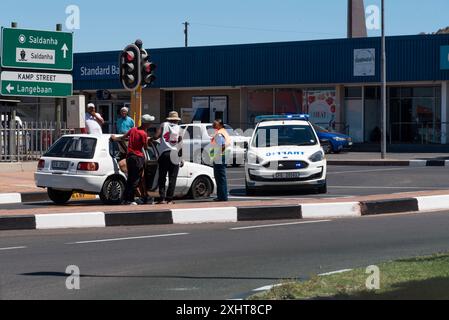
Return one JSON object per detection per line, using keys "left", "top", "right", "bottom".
{"left": 180, "top": 123, "right": 251, "bottom": 167}
{"left": 313, "top": 125, "right": 353, "bottom": 154}
{"left": 35, "top": 134, "right": 216, "bottom": 205}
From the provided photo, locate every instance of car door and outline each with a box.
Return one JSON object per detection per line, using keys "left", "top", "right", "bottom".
{"left": 144, "top": 142, "right": 160, "bottom": 191}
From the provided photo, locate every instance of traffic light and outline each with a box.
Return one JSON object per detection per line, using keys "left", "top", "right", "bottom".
{"left": 120, "top": 44, "right": 141, "bottom": 91}
{"left": 141, "top": 48, "right": 157, "bottom": 87}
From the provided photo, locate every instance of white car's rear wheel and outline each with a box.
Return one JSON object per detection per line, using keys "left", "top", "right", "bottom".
{"left": 100, "top": 177, "right": 125, "bottom": 205}
{"left": 190, "top": 176, "right": 213, "bottom": 199}
{"left": 47, "top": 188, "right": 72, "bottom": 205}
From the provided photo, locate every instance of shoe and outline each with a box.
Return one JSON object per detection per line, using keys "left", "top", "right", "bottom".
{"left": 166, "top": 201, "right": 175, "bottom": 205}
{"left": 213, "top": 198, "right": 228, "bottom": 202}
{"left": 156, "top": 200, "right": 166, "bottom": 205}
{"left": 124, "top": 201, "right": 138, "bottom": 206}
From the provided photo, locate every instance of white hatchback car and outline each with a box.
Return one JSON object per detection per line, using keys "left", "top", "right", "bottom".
{"left": 35, "top": 134, "right": 216, "bottom": 205}
{"left": 245, "top": 115, "right": 327, "bottom": 195}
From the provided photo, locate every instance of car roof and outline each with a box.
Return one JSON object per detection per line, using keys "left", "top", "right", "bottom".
{"left": 257, "top": 120, "right": 310, "bottom": 127}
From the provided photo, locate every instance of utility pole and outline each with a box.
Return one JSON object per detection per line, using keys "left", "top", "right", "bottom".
{"left": 381, "top": 0, "right": 387, "bottom": 159}
{"left": 183, "top": 21, "right": 190, "bottom": 47}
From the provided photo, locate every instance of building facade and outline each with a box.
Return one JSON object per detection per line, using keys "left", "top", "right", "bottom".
{"left": 4, "top": 34, "right": 449, "bottom": 150}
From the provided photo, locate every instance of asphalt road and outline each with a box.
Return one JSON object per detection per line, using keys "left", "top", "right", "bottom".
{"left": 1, "top": 211, "right": 449, "bottom": 300}
{"left": 2, "top": 165, "right": 449, "bottom": 210}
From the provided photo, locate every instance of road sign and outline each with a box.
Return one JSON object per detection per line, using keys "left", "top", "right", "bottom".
{"left": 1, "top": 27, "right": 73, "bottom": 71}
{"left": 0, "top": 71, "right": 73, "bottom": 97}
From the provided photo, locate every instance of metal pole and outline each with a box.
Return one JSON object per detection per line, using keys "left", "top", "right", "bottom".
{"left": 55, "top": 24, "right": 63, "bottom": 140}
{"left": 381, "top": 0, "right": 387, "bottom": 159}
{"left": 183, "top": 22, "right": 190, "bottom": 47}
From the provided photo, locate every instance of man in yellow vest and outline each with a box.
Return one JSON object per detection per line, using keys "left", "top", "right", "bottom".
{"left": 210, "top": 119, "right": 231, "bottom": 202}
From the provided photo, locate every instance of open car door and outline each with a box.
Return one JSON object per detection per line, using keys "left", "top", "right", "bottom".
{"left": 144, "top": 142, "right": 160, "bottom": 192}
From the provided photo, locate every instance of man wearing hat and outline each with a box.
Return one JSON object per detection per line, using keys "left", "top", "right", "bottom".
{"left": 116, "top": 106, "right": 135, "bottom": 134}
{"left": 85, "top": 103, "right": 104, "bottom": 135}
{"left": 154, "top": 111, "right": 183, "bottom": 205}
{"left": 112, "top": 114, "right": 155, "bottom": 205}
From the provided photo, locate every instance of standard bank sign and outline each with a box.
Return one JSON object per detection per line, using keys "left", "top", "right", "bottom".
{"left": 441, "top": 46, "right": 449, "bottom": 70}
{"left": 74, "top": 62, "right": 120, "bottom": 80}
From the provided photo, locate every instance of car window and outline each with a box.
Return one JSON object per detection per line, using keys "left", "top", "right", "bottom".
{"left": 44, "top": 136, "right": 97, "bottom": 159}
{"left": 252, "top": 125, "right": 318, "bottom": 148}
{"left": 146, "top": 145, "right": 158, "bottom": 161}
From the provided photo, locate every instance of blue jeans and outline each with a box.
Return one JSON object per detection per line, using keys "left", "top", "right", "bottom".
{"left": 213, "top": 163, "right": 228, "bottom": 201}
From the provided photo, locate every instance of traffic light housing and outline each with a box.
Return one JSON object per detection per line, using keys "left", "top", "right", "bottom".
{"left": 141, "top": 49, "right": 157, "bottom": 87}
{"left": 120, "top": 44, "right": 141, "bottom": 91}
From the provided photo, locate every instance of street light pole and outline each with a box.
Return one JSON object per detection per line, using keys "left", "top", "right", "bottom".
{"left": 381, "top": 0, "right": 387, "bottom": 159}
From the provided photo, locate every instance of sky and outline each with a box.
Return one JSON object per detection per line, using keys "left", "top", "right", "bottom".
{"left": 0, "top": 0, "right": 448, "bottom": 53}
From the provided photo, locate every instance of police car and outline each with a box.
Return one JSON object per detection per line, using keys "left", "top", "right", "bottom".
{"left": 245, "top": 114, "right": 327, "bottom": 195}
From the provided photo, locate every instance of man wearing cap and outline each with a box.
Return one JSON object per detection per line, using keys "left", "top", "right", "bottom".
{"left": 112, "top": 114, "right": 155, "bottom": 205}
{"left": 154, "top": 111, "right": 183, "bottom": 205}
{"left": 116, "top": 107, "right": 135, "bottom": 134}
{"left": 85, "top": 103, "right": 105, "bottom": 135}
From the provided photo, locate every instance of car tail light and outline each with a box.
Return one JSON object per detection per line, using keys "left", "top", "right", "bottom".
{"left": 37, "top": 159, "right": 45, "bottom": 170}
{"left": 77, "top": 162, "right": 99, "bottom": 171}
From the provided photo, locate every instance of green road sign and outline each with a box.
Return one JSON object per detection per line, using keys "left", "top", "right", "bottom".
{"left": 1, "top": 27, "right": 73, "bottom": 71}
{"left": 0, "top": 71, "right": 73, "bottom": 98}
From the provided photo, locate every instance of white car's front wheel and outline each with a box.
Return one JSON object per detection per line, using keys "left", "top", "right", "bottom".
{"left": 100, "top": 176, "right": 126, "bottom": 205}
{"left": 190, "top": 176, "right": 213, "bottom": 200}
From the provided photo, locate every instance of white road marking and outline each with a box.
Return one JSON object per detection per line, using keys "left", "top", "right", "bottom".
{"left": 0, "top": 246, "right": 27, "bottom": 251}
{"left": 330, "top": 185, "right": 446, "bottom": 190}
{"left": 230, "top": 220, "right": 331, "bottom": 231}
{"left": 319, "top": 269, "right": 353, "bottom": 276}
{"left": 253, "top": 284, "right": 284, "bottom": 292}
{"left": 67, "top": 233, "right": 190, "bottom": 245}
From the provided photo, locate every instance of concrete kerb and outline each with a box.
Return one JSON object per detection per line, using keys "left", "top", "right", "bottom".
{"left": 1, "top": 194, "right": 449, "bottom": 231}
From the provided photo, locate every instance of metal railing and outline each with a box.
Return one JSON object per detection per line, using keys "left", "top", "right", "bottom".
{"left": 0, "top": 121, "right": 75, "bottom": 162}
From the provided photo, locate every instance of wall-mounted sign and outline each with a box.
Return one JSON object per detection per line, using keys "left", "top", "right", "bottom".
{"left": 354, "top": 48, "right": 375, "bottom": 76}
{"left": 441, "top": 46, "right": 449, "bottom": 70}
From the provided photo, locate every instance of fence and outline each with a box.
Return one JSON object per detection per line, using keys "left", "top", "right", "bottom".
{"left": 0, "top": 120, "right": 75, "bottom": 162}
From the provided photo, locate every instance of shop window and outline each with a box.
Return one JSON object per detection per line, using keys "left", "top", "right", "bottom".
{"left": 247, "top": 89, "right": 274, "bottom": 125}
{"left": 275, "top": 89, "right": 303, "bottom": 115}
{"left": 344, "top": 87, "right": 362, "bottom": 99}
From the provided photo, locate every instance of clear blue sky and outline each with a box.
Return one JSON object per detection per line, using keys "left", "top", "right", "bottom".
{"left": 0, "top": 0, "right": 448, "bottom": 52}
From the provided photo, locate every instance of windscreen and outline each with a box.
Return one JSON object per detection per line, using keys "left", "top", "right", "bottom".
{"left": 252, "top": 125, "right": 318, "bottom": 148}
{"left": 44, "top": 136, "right": 97, "bottom": 159}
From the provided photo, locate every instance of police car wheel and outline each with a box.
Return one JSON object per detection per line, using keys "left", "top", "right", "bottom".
{"left": 317, "top": 183, "right": 328, "bottom": 194}
{"left": 322, "top": 141, "right": 333, "bottom": 154}
{"left": 47, "top": 188, "right": 72, "bottom": 205}
{"left": 190, "top": 176, "right": 213, "bottom": 199}
{"left": 100, "top": 177, "right": 125, "bottom": 205}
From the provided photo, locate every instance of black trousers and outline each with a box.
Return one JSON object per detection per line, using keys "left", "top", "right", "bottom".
{"left": 158, "top": 151, "right": 180, "bottom": 202}
{"left": 125, "top": 154, "right": 145, "bottom": 202}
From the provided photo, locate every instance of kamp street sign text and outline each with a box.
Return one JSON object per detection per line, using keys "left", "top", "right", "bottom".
{"left": 0, "top": 71, "right": 73, "bottom": 98}
{"left": 1, "top": 27, "right": 73, "bottom": 71}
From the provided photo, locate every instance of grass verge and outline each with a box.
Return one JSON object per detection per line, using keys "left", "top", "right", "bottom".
{"left": 250, "top": 252, "right": 449, "bottom": 300}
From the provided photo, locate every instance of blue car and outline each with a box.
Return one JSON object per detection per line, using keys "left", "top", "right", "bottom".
{"left": 313, "top": 125, "right": 353, "bottom": 154}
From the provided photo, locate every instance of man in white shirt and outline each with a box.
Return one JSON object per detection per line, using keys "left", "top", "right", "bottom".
{"left": 154, "top": 111, "right": 182, "bottom": 205}
{"left": 85, "top": 103, "right": 104, "bottom": 135}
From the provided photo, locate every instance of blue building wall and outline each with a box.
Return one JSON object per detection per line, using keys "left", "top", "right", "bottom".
{"left": 73, "top": 34, "right": 449, "bottom": 91}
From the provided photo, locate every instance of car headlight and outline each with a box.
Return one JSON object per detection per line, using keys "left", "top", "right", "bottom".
{"left": 333, "top": 137, "right": 347, "bottom": 142}
{"left": 247, "top": 152, "right": 264, "bottom": 165}
{"left": 309, "top": 151, "right": 325, "bottom": 162}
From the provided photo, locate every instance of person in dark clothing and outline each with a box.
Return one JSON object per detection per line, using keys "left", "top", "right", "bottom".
{"left": 112, "top": 114, "right": 154, "bottom": 205}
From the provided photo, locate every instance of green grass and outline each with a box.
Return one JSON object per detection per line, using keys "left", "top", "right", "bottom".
{"left": 250, "top": 253, "right": 449, "bottom": 300}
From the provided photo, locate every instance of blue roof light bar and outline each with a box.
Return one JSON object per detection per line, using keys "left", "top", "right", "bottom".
{"left": 255, "top": 114, "right": 310, "bottom": 123}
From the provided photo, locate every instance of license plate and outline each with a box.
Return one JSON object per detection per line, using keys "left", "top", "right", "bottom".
{"left": 51, "top": 161, "right": 69, "bottom": 170}
{"left": 275, "top": 172, "right": 301, "bottom": 179}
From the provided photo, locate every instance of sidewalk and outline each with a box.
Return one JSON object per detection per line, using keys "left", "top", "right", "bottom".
{"left": 327, "top": 152, "right": 449, "bottom": 166}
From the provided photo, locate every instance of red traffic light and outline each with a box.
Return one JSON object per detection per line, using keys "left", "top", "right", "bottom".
{"left": 143, "top": 62, "right": 157, "bottom": 73}
{"left": 126, "top": 51, "right": 135, "bottom": 62}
